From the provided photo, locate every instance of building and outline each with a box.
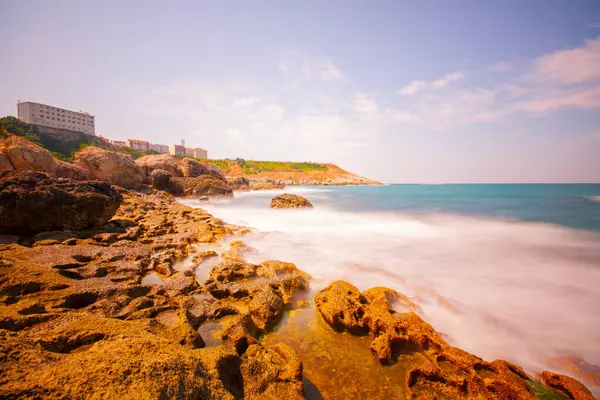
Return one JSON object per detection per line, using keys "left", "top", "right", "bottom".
{"left": 150, "top": 143, "right": 169, "bottom": 154}
{"left": 126, "top": 139, "right": 150, "bottom": 151}
{"left": 185, "top": 147, "right": 208, "bottom": 159}
{"left": 17, "top": 101, "right": 95, "bottom": 135}
{"left": 169, "top": 144, "right": 186, "bottom": 156}
{"left": 111, "top": 140, "right": 126, "bottom": 147}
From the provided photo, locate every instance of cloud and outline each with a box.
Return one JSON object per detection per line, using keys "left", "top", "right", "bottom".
{"left": 395, "top": 36, "right": 600, "bottom": 126}
{"left": 399, "top": 71, "right": 463, "bottom": 95}
{"left": 278, "top": 50, "right": 347, "bottom": 83}
{"left": 533, "top": 36, "right": 600, "bottom": 85}
{"left": 320, "top": 61, "right": 347, "bottom": 82}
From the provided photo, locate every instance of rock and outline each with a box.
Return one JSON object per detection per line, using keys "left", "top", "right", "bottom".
{"left": 151, "top": 169, "right": 173, "bottom": 191}
{"left": 228, "top": 176, "right": 250, "bottom": 190}
{"left": 135, "top": 154, "right": 183, "bottom": 178}
{"left": 542, "top": 371, "right": 595, "bottom": 400}
{"left": 201, "top": 163, "right": 228, "bottom": 182}
{"left": 249, "top": 288, "right": 285, "bottom": 331}
{"left": 270, "top": 194, "right": 313, "bottom": 208}
{"left": 55, "top": 159, "right": 90, "bottom": 180}
{"left": 0, "top": 172, "right": 122, "bottom": 235}
{"left": 180, "top": 158, "right": 210, "bottom": 177}
{"left": 199, "top": 196, "right": 209, "bottom": 202}
{"left": 171, "top": 176, "right": 233, "bottom": 198}
{"left": 241, "top": 343, "right": 304, "bottom": 399}
{"left": 249, "top": 179, "right": 284, "bottom": 191}
{"left": 0, "top": 152, "right": 15, "bottom": 176}
{"left": 315, "top": 281, "right": 369, "bottom": 335}
{"left": 75, "top": 146, "right": 144, "bottom": 188}
{"left": 0, "top": 135, "right": 56, "bottom": 176}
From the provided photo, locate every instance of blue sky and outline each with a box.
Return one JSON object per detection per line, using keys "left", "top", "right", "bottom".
{"left": 1, "top": 1, "right": 600, "bottom": 182}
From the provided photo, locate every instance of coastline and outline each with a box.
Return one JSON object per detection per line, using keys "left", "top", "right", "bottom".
{"left": 0, "top": 140, "right": 596, "bottom": 398}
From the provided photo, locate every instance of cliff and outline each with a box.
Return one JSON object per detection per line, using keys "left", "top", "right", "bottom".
{"left": 204, "top": 159, "right": 381, "bottom": 186}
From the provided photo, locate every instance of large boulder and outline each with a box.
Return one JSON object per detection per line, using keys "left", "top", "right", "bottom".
{"left": 0, "top": 172, "right": 122, "bottom": 235}
{"left": 0, "top": 135, "right": 57, "bottom": 177}
{"left": 200, "top": 162, "right": 228, "bottom": 182}
{"left": 75, "top": 146, "right": 144, "bottom": 188}
{"left": 151, "top": 169, "right": 173, "bottom": 191}
{"left": 270, "top": 194, "right": 313, "bottom": 208}
{"left": 228, "top": 177, "right": 250, "bottom": 190}
{"left": 55, "top": 159, "right": 90, "bottom": 180}
{"left": 180, "top": 158, "right": 210, "bottom": 177}
{"left": 136, "top": 154, "right": 183, "bottom": 178}
{"left": 171, "top": 176, "right": 233, "bottom": 198}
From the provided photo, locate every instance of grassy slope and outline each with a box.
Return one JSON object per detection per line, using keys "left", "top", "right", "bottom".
{"left": 202, "top": 159, "right": 380, "bottom": 183}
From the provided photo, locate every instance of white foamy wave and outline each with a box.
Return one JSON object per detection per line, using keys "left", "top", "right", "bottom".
{"left": 586, "top": 195, "right": 600, "bottom": 203}
{"left": 181, "top": 192, "right": 600, "bottom": 389}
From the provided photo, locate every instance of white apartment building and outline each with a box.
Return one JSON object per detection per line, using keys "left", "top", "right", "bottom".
{"left": 150, "top": 143, "right": 169, "bottom": 154}
{"left": 111, "top": 140, "right": 126, "bottom": 147}
{"left": 126, "top": 139, "right": 150, "bottom": 151}
{"left": 17, "top": 101, "right": 95, "bottom": 135}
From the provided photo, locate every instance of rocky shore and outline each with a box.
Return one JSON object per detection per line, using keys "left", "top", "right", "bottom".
{"left": 0, "top": 136, "right": 597, "bottom": 399}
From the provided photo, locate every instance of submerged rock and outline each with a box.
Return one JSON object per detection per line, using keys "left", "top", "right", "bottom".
{"left": 0, "top": 172, "right": 122, "bottom": 235}
{"left": 270, "top": 193, "right": 313, "bottom": 208}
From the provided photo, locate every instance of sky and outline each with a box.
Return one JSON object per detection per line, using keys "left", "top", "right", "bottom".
{"left": 1, "top": 1, "right": 600, "bottom": 183}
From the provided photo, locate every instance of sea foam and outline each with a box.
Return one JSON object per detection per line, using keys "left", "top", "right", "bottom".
{"left": 180, "top": 187, "right": 600, "bottom": 389}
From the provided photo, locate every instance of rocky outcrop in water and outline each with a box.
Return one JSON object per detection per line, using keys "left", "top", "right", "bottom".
{"left": 270, "top": 193, "right": 313, "bottom": 208}
{"left": 315, "top": 280, "right": 595, "bottom": 399}
{"left": 0, "top": 172, "right": 122, "bottom": 235}
{"left": 75, "top": 146, "right": 144, "bottom": 188}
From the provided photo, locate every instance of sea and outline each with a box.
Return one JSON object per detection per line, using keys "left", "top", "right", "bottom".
{"left": 180, "top": 184, "right": 600, "bottom": 390}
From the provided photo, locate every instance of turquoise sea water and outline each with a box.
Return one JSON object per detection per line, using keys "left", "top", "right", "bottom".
{"left": 322, "top": 184, "right": 600, "bottom": 232}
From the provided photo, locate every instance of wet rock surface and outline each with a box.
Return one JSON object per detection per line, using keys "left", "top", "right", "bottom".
{"left": 270, "top": 193, "right": 314, "bottom": 208}
{"left": 0, "top": 172, "right": 122, "bottom": 235}
{"left": 0, "top": 173, "right": 595, "bottom": 399}
{"left": 0, "top": 188, "right": 307, "bottom": 399}
{"left": 314, "top": 280, "right": 595, "bottom": 399}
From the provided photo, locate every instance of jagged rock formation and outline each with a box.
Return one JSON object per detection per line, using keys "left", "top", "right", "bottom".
{"left": 0, "top": 172, "right": 122, "bottom": 235}
{"left": 315, "top": 281, "right": 595, "bottom": 399}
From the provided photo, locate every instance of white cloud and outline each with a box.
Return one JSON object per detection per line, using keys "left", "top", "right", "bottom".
{"left": 399, "top": 71, "right": 463, "bottom": 95}
{"left": 533, "top": 36, "right": 600, "bottom": 85}
{"left": 320, "top": 61, "right": 347, "bottom": 82}
{"left": 352, "top": 93, "right": 378, "bottom": 115}
{"left": 395, "top": 36, "right": 600, "bottom": 126}
{"left": 278, "top": 50, "right": 347, "bottom": 83}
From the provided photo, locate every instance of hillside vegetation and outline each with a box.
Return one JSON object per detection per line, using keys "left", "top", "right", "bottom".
{"left": 205, "top": 158, "right": 328, "bottom": 175}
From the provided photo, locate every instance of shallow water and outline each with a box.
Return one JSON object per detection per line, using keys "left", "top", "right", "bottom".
{"left": 179, "top": 184, "right": 600, "bottom": 394}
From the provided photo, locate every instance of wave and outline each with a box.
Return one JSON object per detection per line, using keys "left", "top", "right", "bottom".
{"left": 181, "top": 192, "right": 600, "bottom": 386}
{"left": 586, "top": 195, "right": 600, "bottom": 203}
